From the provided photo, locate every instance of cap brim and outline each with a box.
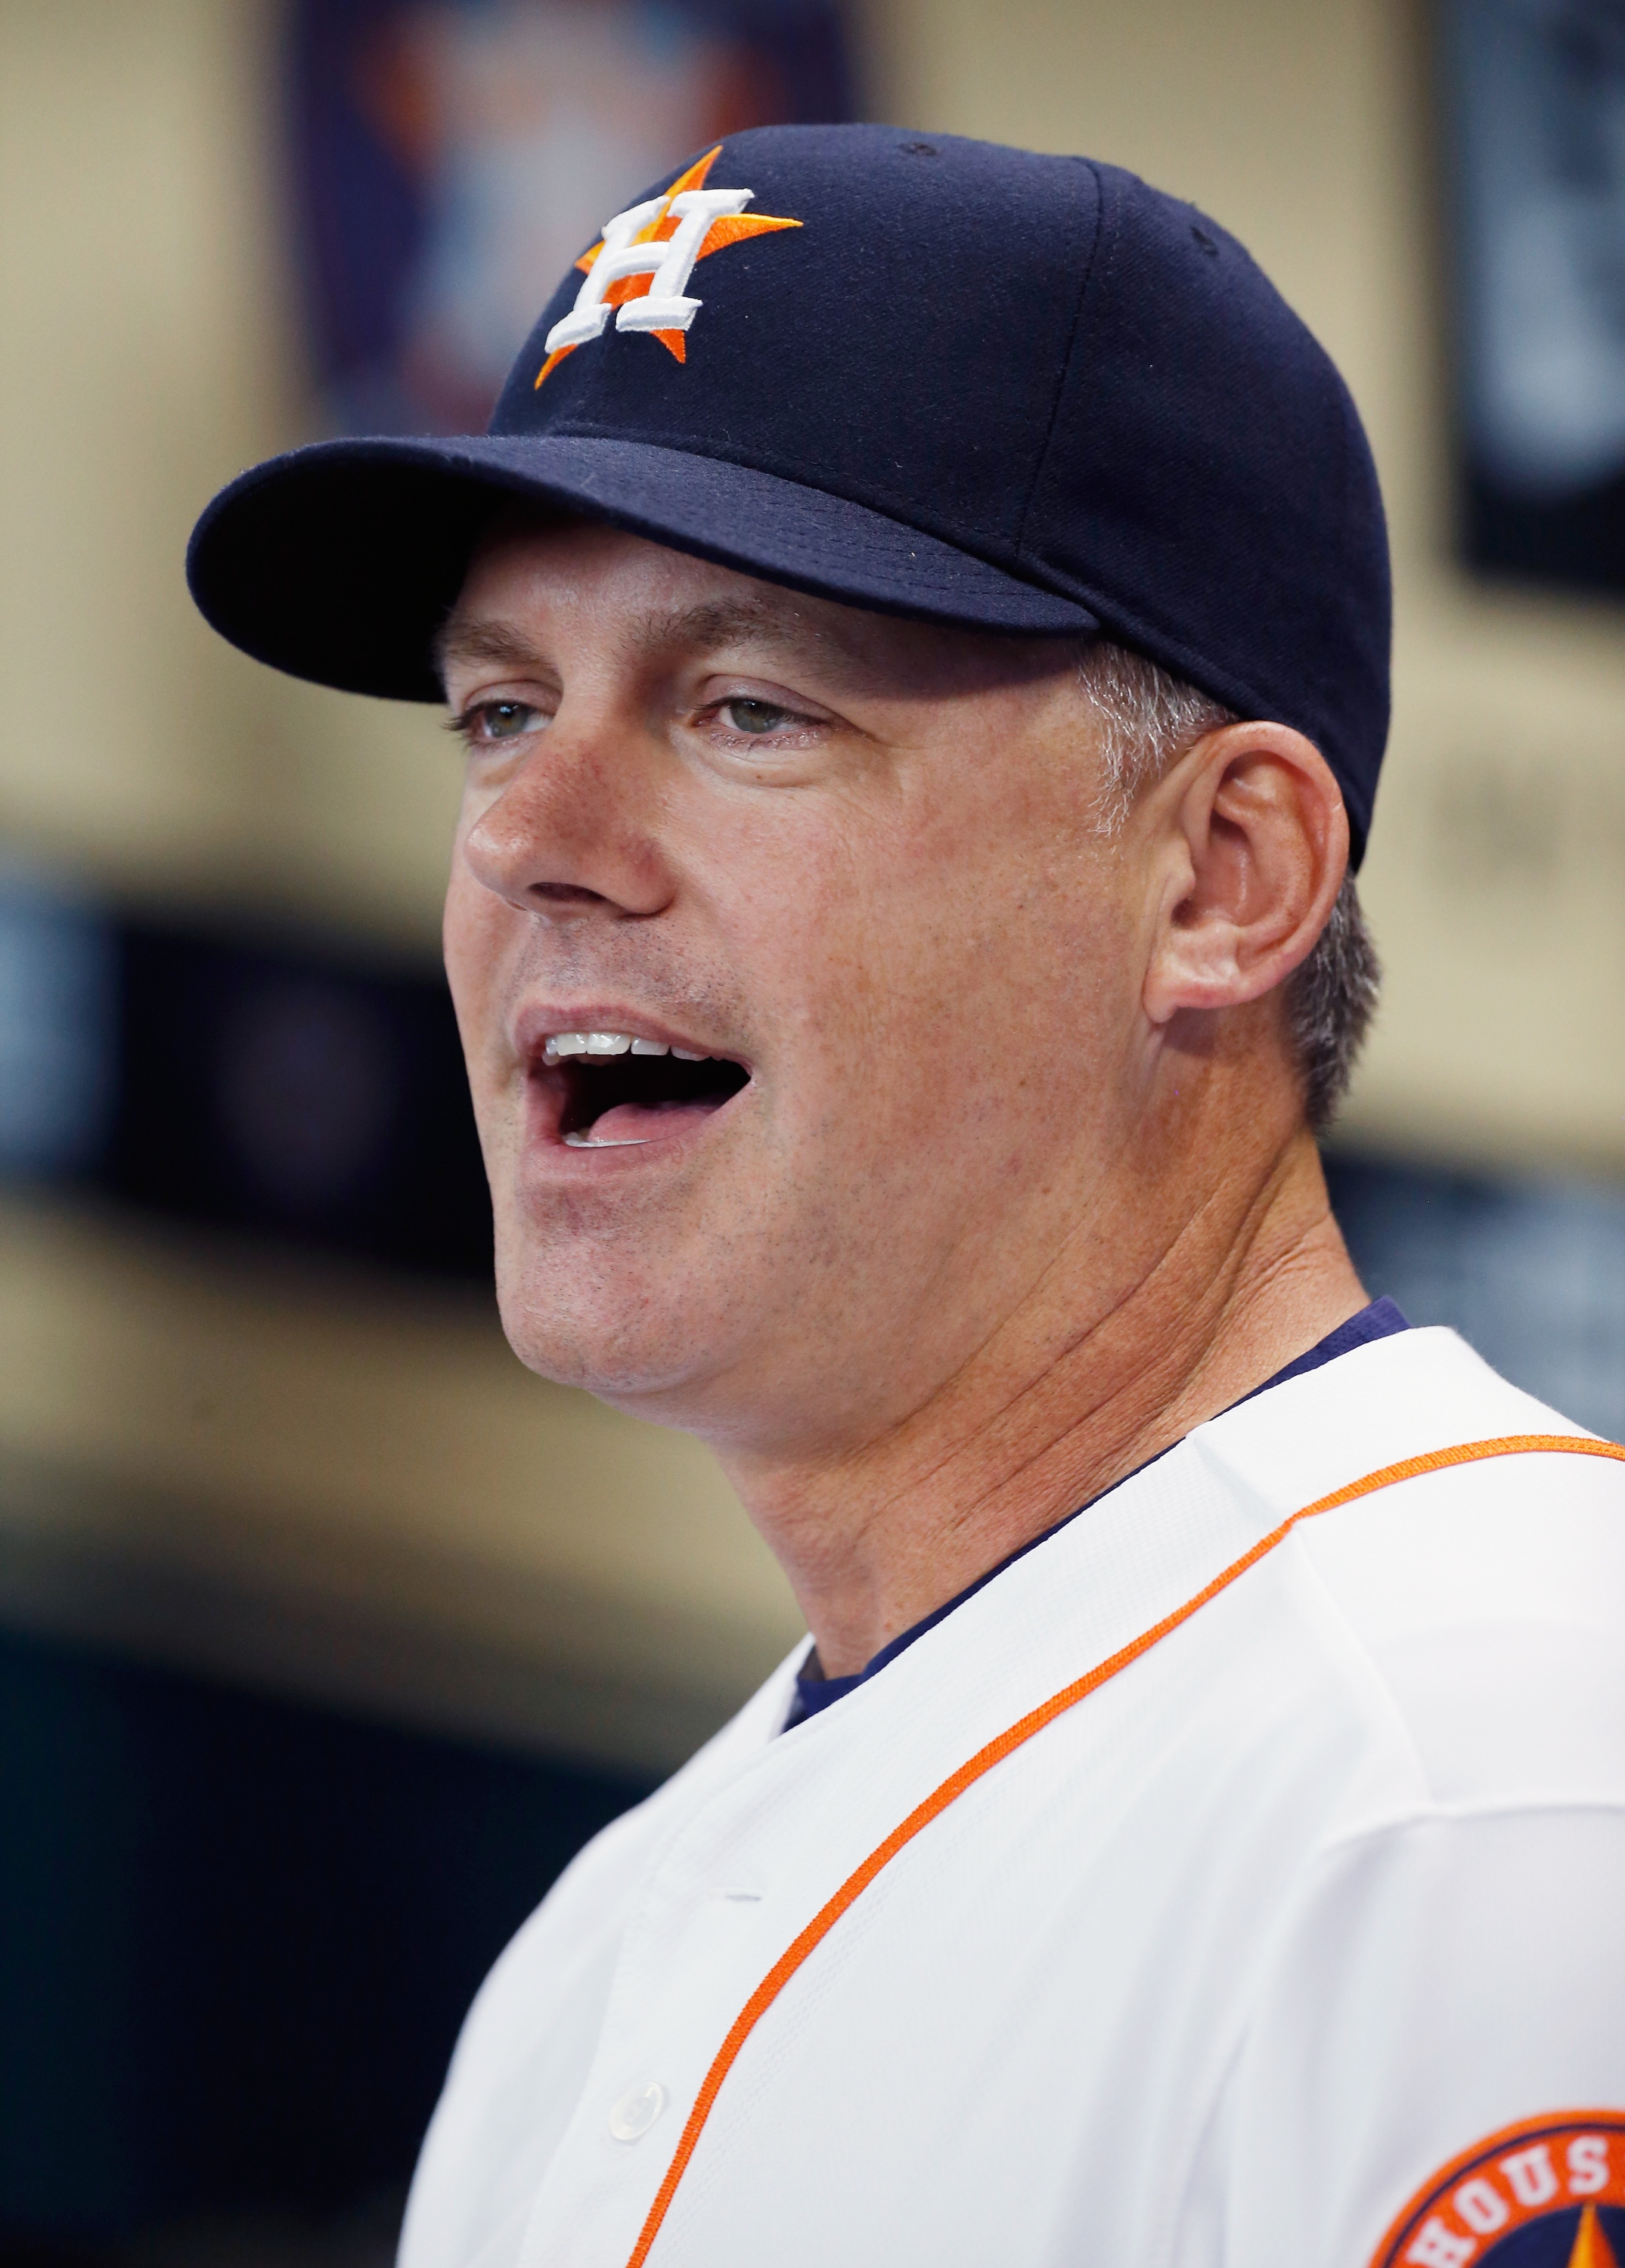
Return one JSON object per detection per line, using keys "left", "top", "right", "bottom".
{"left": 186, "top": 433, "right": 1098, "bottom": 701}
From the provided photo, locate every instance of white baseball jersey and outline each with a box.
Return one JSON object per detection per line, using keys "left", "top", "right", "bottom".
{"left": 398, "top": 1328, "right": 1625, "bottom": 2268}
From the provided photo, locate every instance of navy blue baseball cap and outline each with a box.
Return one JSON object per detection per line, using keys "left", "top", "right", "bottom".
{"left": 188, "top": 124, "right": 1391, "bottom": 862}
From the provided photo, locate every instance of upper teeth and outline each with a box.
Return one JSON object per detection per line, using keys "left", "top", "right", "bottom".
{"left": 543, "top": 1030, "right": 712, "bottom": 1065}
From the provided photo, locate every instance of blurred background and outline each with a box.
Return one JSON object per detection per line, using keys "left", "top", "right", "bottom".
{"left": 2, "top": 0, "right": 1623, "bottom": 2260}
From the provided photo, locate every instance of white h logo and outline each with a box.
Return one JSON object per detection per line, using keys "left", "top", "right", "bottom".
{"left": 534, "top": 147, "right": 802, "bottom": 386}
{"left": 545, "top": 187, "right": 755, "bottom": 354}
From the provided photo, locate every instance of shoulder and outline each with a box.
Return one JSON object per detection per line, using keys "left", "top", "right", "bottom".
{"left": 1204, "top": 1327, "right": 1625, "bottom": 1820}
{"left": 1171, "top": 1343, "right": 1625, "bottom": 2263}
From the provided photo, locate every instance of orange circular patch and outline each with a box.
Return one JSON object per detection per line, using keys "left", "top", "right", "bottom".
{"left": 1371, "top": 2115, "right": 1625, "bottom": 2266}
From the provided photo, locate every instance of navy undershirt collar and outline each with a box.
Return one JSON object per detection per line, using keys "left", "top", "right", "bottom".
{"left": 781, "top": 1297, "right": 1410, "bottom": 1733}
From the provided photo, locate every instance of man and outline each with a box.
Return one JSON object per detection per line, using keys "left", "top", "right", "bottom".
{"left": 190, "top": 128, "right": 1625, "bottom": 2268}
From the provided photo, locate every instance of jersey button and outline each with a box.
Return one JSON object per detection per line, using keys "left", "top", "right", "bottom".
{"left": 609, "top": 2081, "right": 667, "bottom": 2142}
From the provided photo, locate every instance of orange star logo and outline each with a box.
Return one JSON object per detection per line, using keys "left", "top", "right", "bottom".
{"left": 535, "top": 147, "right": 802, "bottom": 387}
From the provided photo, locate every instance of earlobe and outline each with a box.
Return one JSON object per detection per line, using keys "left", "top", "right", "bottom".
{"left": 1141, "top": 723, "right": 1348, "bottom": 1027}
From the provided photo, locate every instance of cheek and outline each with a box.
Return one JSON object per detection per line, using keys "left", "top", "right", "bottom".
{"left": 864, "top": 797, "right": 1102, "bottom": 1024}
{"left": 851, "top": 803, "right": 1134, "bottom": 1143}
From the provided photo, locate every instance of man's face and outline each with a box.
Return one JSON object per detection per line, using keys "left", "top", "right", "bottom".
{"left": 441, "top": 520, "right": 1153, "bottom": 1455}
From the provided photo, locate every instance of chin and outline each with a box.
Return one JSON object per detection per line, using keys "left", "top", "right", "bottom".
{"left": 493, "top": 1248, "right": 730, "bottom": 1409}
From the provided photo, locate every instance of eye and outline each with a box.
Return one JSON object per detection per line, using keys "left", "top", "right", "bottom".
{"left": 459, "top": 698, "right": 547, "bottom": 744}
{"left": 718, "top": 697, "right": 798, "bottom": 736}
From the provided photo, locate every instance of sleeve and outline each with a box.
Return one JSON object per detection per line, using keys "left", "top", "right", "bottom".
{"left": 1184, "top": 1802, "right": 1625, "bottom": 2268}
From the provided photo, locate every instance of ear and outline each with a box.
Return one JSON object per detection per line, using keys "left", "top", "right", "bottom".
{"left": 1141, "top": 722, "right": 1349, "bottom": 1025}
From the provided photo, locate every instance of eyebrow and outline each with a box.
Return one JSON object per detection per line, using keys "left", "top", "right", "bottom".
{"left": 433, "top": 617, "right": 547, "bottom": 683}
{"left": 634, "top": 594, "right": 827, "bottom": 659}
{"left": 434, "top": 590, "right": 843, "bottom": 692}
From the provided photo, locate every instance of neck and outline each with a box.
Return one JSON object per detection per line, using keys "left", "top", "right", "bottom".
{"left": 715, "top": 1125, "right": 1366, "bottom": 1678}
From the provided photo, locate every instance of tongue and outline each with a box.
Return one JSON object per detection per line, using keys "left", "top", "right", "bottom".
{"left": 576, "top": 1096, "right": 726, "bottom": 1145}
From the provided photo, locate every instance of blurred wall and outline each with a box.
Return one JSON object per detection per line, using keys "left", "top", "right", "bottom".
{"left": 0, "top": 0, "right": 461, "bottom": 944}
{"left": 2, "top": 0, "right": 1622, "bottom": 1777}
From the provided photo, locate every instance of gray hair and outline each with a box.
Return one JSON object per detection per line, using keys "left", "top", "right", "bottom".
{"left": 1076, "top": 640, "right": 1379, "bottom": 1132}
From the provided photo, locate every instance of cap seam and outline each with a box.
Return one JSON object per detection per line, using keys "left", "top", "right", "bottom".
{"left": 528, "top": 422, "right": 1084, "bottom": 595}
{"left": 1012, "top": 158, "right": 1110, "bottom": 565}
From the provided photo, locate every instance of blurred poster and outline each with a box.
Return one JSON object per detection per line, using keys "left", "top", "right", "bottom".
{"left": 287, "top": 0, "right": 854, "bottom": 435}
{"left": 1445, "top": 0, "right": 1625, "bottom": 592}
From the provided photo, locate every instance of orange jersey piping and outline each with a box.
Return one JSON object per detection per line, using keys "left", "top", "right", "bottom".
{"left": 625, "top": 1433, "right": 1625, "bottom": 2266}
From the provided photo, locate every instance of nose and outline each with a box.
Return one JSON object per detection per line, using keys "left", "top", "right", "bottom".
{"left": 458, "top": 709, "right": 672, "bottom": 926}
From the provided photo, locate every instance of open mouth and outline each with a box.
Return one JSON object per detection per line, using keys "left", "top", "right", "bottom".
{"left": 538, "top": 1030, "right": 751, "bottom": 1148}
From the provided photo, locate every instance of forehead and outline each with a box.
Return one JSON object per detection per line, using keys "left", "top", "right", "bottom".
{"left": 440, "top": 513, "right": 1081, "bottom": 704}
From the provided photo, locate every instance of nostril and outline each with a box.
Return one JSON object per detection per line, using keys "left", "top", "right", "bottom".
{"left": 529, "top": 882, "right": 612, "bottom": 909}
